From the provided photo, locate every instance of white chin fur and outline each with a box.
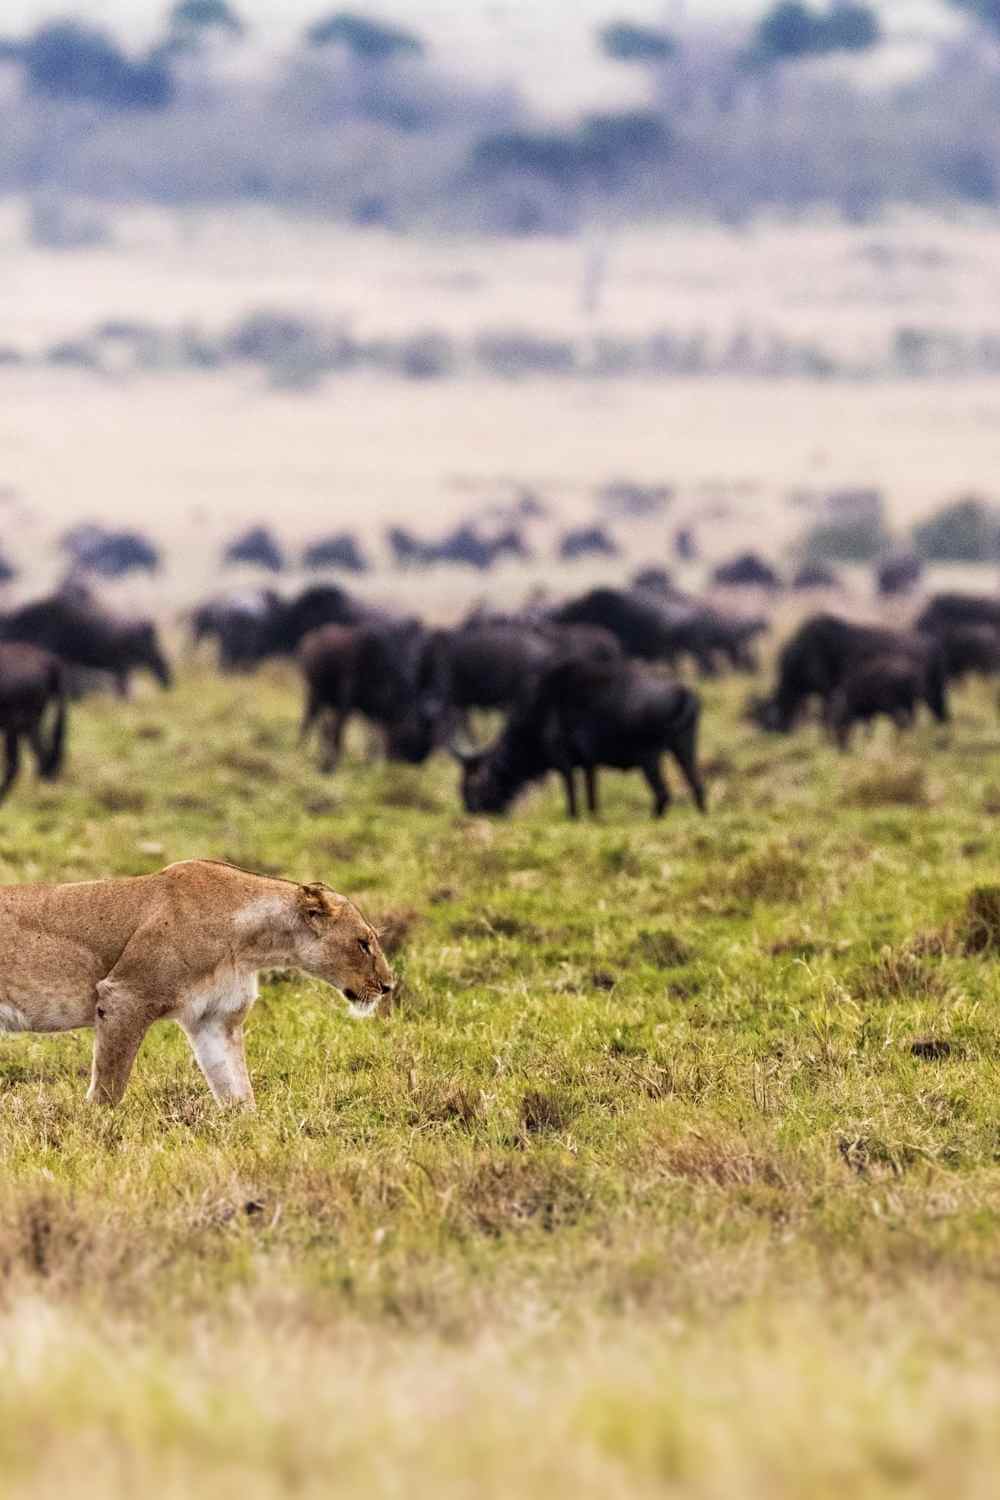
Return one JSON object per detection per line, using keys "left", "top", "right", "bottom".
{"left": 347, "top": 996, "right": 379, "bottom": 1019}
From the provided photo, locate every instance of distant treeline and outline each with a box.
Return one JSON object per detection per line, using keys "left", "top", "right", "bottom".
{"left": 13, "top": 306, "right": 1000, "bottom": 387}
{"left": 1, "top": 1, "right": 999, "bottom": 228}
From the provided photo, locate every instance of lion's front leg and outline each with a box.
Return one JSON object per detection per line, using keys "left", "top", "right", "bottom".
{"left": 181, "top": 1014, "right": 256, "bottom": 1109}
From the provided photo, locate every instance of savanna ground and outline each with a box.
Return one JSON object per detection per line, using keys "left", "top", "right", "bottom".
{"left": 3, "top": 655, "right": 1000, "bottom": 1497}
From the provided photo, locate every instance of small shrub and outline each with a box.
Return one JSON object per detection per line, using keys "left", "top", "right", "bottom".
{"left": 959, "top": 886, "right": 1000, "bottom": 954}
{"left": 630, "top": 930, "right": 694, "bottom": 968}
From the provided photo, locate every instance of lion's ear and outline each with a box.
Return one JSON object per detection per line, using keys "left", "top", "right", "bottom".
{"left": 298, "top": 883, "right": 328, "bottom": 934}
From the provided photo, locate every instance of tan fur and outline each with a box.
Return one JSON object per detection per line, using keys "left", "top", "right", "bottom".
{"left": 0, "top": 859, "right": 393, "bottom": 1108}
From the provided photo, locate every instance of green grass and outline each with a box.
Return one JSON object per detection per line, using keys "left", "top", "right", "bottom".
{"left": 3, "top": 661, "right": 1000, "bottom": 1496}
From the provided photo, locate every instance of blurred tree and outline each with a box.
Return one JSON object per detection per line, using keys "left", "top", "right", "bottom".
{"left": 15, "top": 21, "right": 174, "bottom": 109}
{"left": 168, "top": 1, "right": 246, "bottom": 39}
{"left": 599, "top": 21, "right": 676, "bottom": 62}
{"left": 471, "top": 111, "right": 671, "bottom": 194}
{"left": 304, "top": 13, "right": 424, "bottom": 59}
{"left": 755, "top": 1, "right": 880, "bottom": 59}
{"left": 950, "top": 0, "right": 1000, "bottom": 34}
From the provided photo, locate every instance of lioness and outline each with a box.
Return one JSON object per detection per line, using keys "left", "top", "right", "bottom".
{"left": 0, "top": 859, "right": 393, "bottom": 1107}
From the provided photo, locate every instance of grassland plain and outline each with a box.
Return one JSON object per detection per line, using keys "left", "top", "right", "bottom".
{"left": 2, "top": 656, "right": 1000, "bottom": 1495}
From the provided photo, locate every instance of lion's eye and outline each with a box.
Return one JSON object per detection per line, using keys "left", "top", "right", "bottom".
{"left": 358, "top": 937, "right": 371, "bottom": 955}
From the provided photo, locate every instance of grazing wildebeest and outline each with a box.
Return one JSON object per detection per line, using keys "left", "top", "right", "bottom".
{"left": 0, "top": 597, "right": 171, "bottom": 697}
{"left": 191, "top": 589, "right": 284, "bottom": 672}
{"left": 0, "top": 643, "right": 67, "bottom": 800}
{"left": 829, "top": 657, "right": 922, "bottom": 750}
{"left": 302, "top": 534, "right": 370, "bottom": 573}
{"left": 451, "top": 656, "right": 706, "bottom": 820}
{"left": 877, "top": 553, "right": 922, "bottom": 597}
{"left": 62, "top": 525, "right": 159, "bottom": 578}
{"left": 553, "top": 587, "right": 766, "bottom": 675}
{"left": 558, "top": 525, "right": 620, "bottom": 561}
{"left": 299, "top": 619, "right": 430, "bottom": 769}
{"left": 712, "top": 552, "right": 782, "bottom": 590}
{"left": 223, "top": 527, "right": 285, "bottom": 573}
{"left": 752, "top": 614, "right": 948, "bottom": 733}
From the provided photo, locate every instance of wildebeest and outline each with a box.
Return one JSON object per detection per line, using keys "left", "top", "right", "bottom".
{"left": 558, "top": 526, "right": 620, "bottom": 561}
{"left": 223, "top": 527, "right": 285, "bottom": 573}
{"left": 792, "top": 561, "right": 841, "bottom": 591}
{"left": 298, "top": 619, "right": 430, "bottom": 769}
{"left": 0, "top": 643, "right": 67, "bottom": 800}
{"left": 712, "top": 553, "right": 782, "bottom": 590}
{"left": 62, "top": 525, "right": 159, "bottom": 578}
{"left": 631, "top": 567, "right": 677, "bottom": 597}
{"left": 386, "top": 522, "right": 530, "bottom": 571}
{"left": 417, "top": 620, "right": 621, "bottom": 736}
{"left": 302, "top": 534, "right": 370, "bottom": 573}
{"left": 192, "top": 588, "right": 284, "bottom": 672}
{"left": 553, "top": 587, "right": 766, "bottom": 675}
{"left": 935, "top": 624, "right": 1000, "bottom": 683}
{"left": 828, "top": 657, "right": 922, "bottom": 750}
{"left": 0, "top": 596, "right": 171, "bottom": 696}
{"left": 752, "top": 614, "right": 948, "bottom": 733}
{"left": 876, "top": 553, "right": 922, "bottom": 597}
{"left": 451, "top": 656, "right": 706, "bottom": 820}
{"left": 915, "top": 592, "right": 1000, "bottom": 637}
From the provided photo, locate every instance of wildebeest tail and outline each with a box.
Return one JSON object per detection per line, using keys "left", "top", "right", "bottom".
{"left": 41, "top": 662, "right": 68, "bottom": 779}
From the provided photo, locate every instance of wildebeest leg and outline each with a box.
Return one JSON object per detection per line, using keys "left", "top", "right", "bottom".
{"left": 299, "top": 686, "right": 321, "bottom": 743}
{"left": 560, "top": 768, "right": 579, "bottom": 819}
{"left": 318, "top": 711, "right": 348, "bottom": 773}
{"left": 181, "top": 1015, "right": 255, "bottom": 1108}
{"left": 0, "top": 731, "right": 21, "bottom": 803}
{"left": 642, "top": 757, "right": 671, "bottom": 818}
{"left": 584, "top": 765, "right": 599, "bottom": 815}
{"left": 114, "top": 671, "right": 131, "bottom": 700}
{"left": 671, "top": 722, "right": 707, "bottom": 813}
{"left": 27, "top": 721, "right": 47, "bottom": 779}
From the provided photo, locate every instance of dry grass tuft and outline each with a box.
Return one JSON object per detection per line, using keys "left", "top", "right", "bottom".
{"left": 843, "top": 762, "right": 928, "bottom": 809}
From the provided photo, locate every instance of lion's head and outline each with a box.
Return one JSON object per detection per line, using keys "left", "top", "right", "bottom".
{"left": 294, "top": 883, "right": 394, "bottom": 1016}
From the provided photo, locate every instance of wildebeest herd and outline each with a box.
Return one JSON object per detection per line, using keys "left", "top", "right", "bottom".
{"left": 0, "top": 549, "right": 997, "bottom": 813}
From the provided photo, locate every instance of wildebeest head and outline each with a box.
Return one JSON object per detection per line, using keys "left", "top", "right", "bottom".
{"left": 449, "top": 739, "right": 515, "bottom": 815}
{"left": 745, "top": 693, "right": 791, "bottom": 733}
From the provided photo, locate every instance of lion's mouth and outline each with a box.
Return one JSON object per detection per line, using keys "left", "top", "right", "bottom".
{"left": 343, "top": 988, "right": 359, "bottom": 1002}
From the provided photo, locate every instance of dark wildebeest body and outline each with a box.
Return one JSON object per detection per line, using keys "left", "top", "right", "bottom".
{"left": 299, "top": 620, "right": 430, "bottom": 769}
{"left": 829, "top": 656, "right": 922, "bottom": 750}
{"left": 192, "top": 589, "right": 283, "bottom": 672}
{"left": 62, "top": 525, "right": 159, "bottom": 578}
{"left": 553, "top": 587, "right": 765, "bottom": 675}
{"left": 755, "top": 614, "right": 948, "bottom": 732}
{"left": 418, "top": 622, "right": 621, "bottom": 735}
{"left": 935, "top": 624, "right": 1000, "bottom": 683}
{"left": 712, "top": 553, "right": 782, "bottom": 590}
{"left": 792, "top": 561, "right": 841, "bottom": 591}
{"left": 0, "top": 597, "right": 171, "bottom": 697}
{"left": 877, "top": 553, "right": 923, "bottom": 597}
{"left": 916, "top": 593, "right": 1000, "bottom": 637}
{"left": 0, "top": 643, "right": 67, "bottom": 800}
{"left": 302, "top": 534, "right": 370, "bottom": 573}
{"left": 223, "top": 527, "right": 285, "bottom": 573}
{"left": 453, "top": 657, "right": 706, "bottom": 820}
{"left": 558, "top": 526, "right": 620, "bottom": 561}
